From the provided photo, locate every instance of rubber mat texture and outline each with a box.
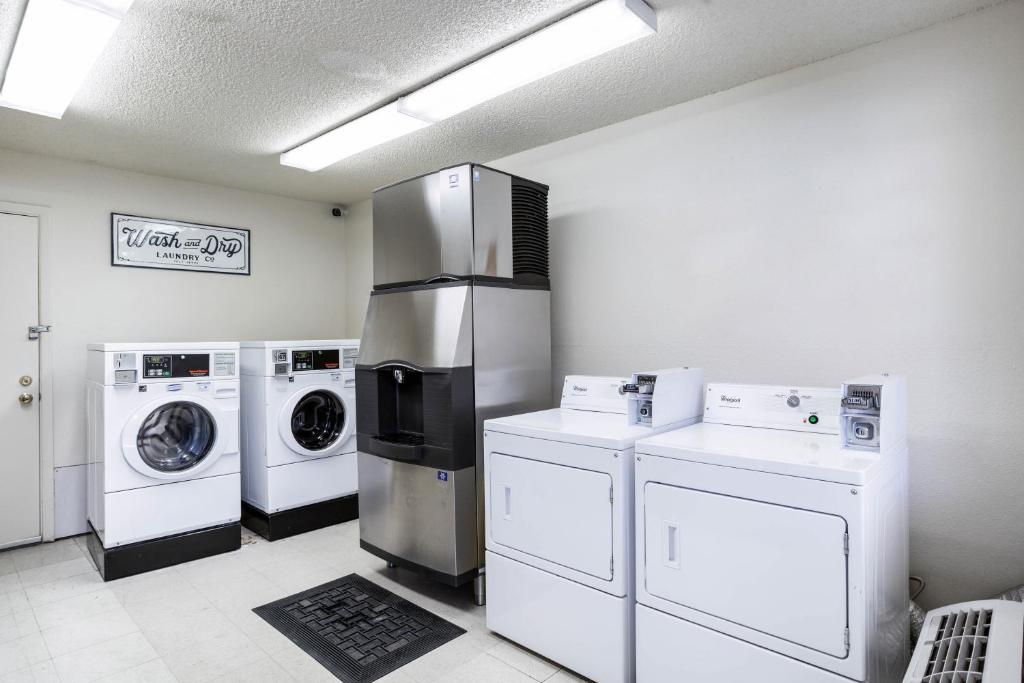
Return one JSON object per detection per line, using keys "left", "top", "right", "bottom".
{"left": 253, "top": 573, "right": 465, "bottom": 682}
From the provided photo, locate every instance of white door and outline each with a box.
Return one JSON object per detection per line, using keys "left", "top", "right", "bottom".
{"left": 489, "top": 452, "right": 613, "bottom": 580}
{"left": 643, "top": 483, "right": 849, "bottom": 657}
{"left": 0, "top": 213, "right": 41, "bottom": 549}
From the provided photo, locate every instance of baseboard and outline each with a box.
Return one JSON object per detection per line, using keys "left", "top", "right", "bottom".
{"left": 241, "top": 493, "right": 359, "bottom": 541}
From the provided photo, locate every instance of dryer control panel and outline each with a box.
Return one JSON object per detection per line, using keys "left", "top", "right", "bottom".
{"left": 560, "top": 375, "right": 628, "bottom": 414}
{"left": 704, "top": 384, "right": 841, "bottom": 433}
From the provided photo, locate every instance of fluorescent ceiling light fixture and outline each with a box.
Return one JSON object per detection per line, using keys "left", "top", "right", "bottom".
{"left": 0, "top": 0, "right": 134, "bottom": 118}
{"left": 281, "top": 0, "right": 655, "bottom": 171}
{"left": 280, "top": 102, "right": 431, "bottom": 172}
{"left": 398, "top": 0, "right": 656, "bottom": 123}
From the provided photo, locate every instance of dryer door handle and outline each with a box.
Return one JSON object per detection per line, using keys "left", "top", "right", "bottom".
{"left": 503, "top": 485, "right": 512, "bottom": 520}
{"left": 663, "top": 521, "right": 680, "bottom": 569}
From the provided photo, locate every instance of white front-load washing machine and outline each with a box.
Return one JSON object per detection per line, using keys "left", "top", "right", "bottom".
{"left": 85, "top": 342, "right": 242, "bottom": 580}
{"left": 239, "top": 340, "right": 359, "bottom": 540}
{"left": 634, "top": 377, "right": 909, "bottom": 683}
{"left": 483, "top": 370, "right": 704, "bottom": 683}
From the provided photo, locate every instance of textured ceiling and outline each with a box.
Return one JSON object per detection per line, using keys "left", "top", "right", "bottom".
{"left": 0, "top": 0, "right": 1007, "bottom": 204}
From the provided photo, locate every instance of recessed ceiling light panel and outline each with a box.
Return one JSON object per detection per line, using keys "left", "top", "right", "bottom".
{"left": 0, "top": 0, "right": 135, "bottom": 118}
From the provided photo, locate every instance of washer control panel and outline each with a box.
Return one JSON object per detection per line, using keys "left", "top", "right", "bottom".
{"left": 143, "top": 353, "right": 211, "bottom": 379}
{"left": 137, "top": 352, "right": 239, "bottom": 380}
{"left": 290, "top": 349, "right": 341, "bottom": 372}
{"left": 101, "top": 348, "right": 238, "bottom": 384}
{"left": 292, "top": 350, "right": 314, "bottom": 371}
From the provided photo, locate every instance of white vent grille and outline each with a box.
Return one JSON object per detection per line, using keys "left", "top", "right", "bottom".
{"left": 905, "top": 600, "right": 1024, "bottom": 683}
{"left": 920, "top": 609, "right": 991, "bottom": 682}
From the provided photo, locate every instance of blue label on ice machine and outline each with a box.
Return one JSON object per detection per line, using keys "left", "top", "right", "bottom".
{"left": 437, "top": 471, "right": 449, "bottom": 482}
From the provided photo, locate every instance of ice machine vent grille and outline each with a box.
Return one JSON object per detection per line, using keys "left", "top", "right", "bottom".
{"left": 918, "top": 609, "right": 991, "bottom": 683}
{"left": 511, "top": 179, "right": 549, "bottom": 281}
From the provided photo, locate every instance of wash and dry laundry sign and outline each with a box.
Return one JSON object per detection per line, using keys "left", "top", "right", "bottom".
{"left": 111, "top": 213, "right": 250, "bottom": 275}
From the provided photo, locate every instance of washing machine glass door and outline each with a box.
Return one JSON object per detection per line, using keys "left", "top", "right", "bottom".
{"left": 136, "top": 401, "right": 217, "bottom": 472}
{"left": 121, "top": 392, "right": 230, "bottom": 481}
{"left": 281, "top": 387, "right": 352, "bottom": 456}
{"left": 292, "top": 390, "right": 345, "bottom": 450}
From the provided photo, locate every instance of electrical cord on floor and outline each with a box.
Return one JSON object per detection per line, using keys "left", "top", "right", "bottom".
{"left": 910, "top": 575, "right": 926, "bottom": 601}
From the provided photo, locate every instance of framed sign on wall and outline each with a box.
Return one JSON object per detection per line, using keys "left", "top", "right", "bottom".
{"left": 111, "top": 213, "right": 251, "bottom": 275}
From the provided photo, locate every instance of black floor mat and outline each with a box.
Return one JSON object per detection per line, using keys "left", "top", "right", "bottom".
{"left": 254, "top": 574, "right": 465, "bottom": 683}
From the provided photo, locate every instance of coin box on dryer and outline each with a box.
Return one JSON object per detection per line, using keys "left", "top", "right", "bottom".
{"left": 621, "top": 368, "right": 704, "bottom": 428}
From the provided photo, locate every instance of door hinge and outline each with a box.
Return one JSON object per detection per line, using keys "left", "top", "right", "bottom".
{"left": 843, "top": 532, "right": 849, "bottom": 556}
{"left": 843, "top": 627, "right": 850, "bottom": 651}
{"left": 28, "top": 324, "right": 52, "bottom": 340}
{"left": 609, "top": 485, "right": 614, "bottom": 503}
{"left": 610, "top": 556, "right": 614, "bottom": 576}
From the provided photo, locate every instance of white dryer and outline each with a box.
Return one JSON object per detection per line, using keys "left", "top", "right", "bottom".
{"left": 85, "top": 343, "right": 242, "bottom": 580}
{"left": 484, "top": 370, "right": 704, "bottom": 683}
{"left": 634, "top": 376, "right": 909, "bottom": 683}
{"left": 239, "top": 340, "right": 359, "bottom": 540}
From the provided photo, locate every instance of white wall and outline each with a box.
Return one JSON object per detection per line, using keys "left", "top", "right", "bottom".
{"left": 344, "top": 2, "right": 1024, "bottom": 609}
{"left": 344, "top": 199, "right": 373, "bottom": 337}
{"left": 0, "top": 149, "right": 347, "bottom": 538}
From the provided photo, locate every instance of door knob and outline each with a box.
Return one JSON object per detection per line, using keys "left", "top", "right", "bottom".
{"left": 19, "top": 375, "right": 32, "bottom": 387}
{"left": 18, "top": 393, "right": 33, "bottom": 405}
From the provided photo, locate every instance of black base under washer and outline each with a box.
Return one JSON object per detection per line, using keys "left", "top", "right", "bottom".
{"left": 86, "top": 521, "right": 241, "bottom": 581}
{"left": 241, "top": 494, "right": 358, "bottom": 542}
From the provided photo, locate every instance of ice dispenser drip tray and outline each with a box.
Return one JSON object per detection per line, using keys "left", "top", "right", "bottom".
{"left": 355, "top": 364, "right": 476, "bottom": 471}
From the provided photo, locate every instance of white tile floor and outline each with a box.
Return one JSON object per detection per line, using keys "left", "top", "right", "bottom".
{"left": 0, "top": 523, "right": 587, "bottom": 683}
